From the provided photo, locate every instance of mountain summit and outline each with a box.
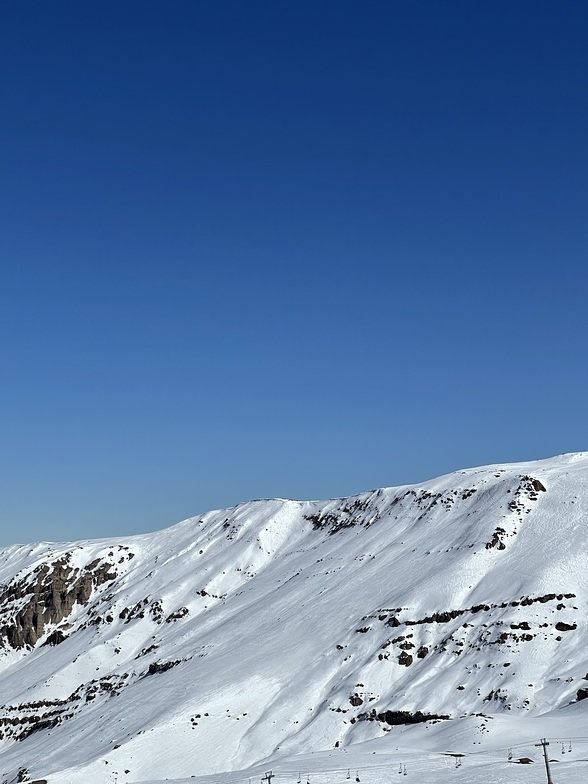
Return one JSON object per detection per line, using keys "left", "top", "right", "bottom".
{"left": 1, "top": 453, "right": 587, "bottom": 784}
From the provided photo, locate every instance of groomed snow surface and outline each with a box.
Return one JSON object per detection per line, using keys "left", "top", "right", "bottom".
{"left": 1, "top": 453, "right": 587, "bottom": 784}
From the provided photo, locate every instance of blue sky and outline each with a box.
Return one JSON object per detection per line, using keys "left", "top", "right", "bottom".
{"left": 1, "top": 1, "right": 587, "bottom": 546}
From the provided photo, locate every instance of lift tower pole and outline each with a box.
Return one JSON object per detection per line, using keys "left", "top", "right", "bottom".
{"left": 535, "top": 738, "right": 554, "bottom": 784}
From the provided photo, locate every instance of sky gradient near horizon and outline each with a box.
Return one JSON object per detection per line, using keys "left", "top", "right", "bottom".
{"left": 1, "top": 1, "right": 587, "bottom": 546}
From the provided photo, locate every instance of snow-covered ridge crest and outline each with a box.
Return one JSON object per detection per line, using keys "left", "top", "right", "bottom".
{"left": 0, "top": 452, "right": 587, "bottom": 784}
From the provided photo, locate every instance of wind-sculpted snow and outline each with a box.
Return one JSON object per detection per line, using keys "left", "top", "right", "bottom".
{"left": 0, "top": 453, "right": 587, "bottom": 784}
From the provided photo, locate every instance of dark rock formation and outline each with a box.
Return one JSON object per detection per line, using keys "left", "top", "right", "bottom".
{"left": 42, "top": 629, "right": 67, "bottom": 646}
{"left": 378, "top": 709, "right": 450, "bottom": 725}
{"left": 0, "top": 555, "right": 117, "bottom": 649}
{"left": 555, "top": 621, "right": 577, "bottom": 632}
{"left": 398, "top": 651, "right": 413, "bottom": 666}
{"left": 146, "top": 659, "right": 182, "bottom": 676}
{"left": 485, "top": 527, "right": 507, "bottom": 550}
{"left": 165, "top": 606, "right": 189, "bottom": 622}
{"left": 357, "top": 708, "right": 449, "bottom": 725}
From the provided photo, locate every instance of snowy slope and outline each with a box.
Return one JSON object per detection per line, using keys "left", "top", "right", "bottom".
{"left": 1, "top": 452, "right": 587, "bottom": 784}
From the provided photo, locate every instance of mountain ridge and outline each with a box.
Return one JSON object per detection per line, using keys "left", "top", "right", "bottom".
{"left": 0, "top": 452, "right": 587, "bottom": 784}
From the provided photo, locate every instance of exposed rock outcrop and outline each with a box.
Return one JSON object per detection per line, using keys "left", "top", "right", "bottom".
{"left": 0, "top": 555, "right": 117, "bottom": 649}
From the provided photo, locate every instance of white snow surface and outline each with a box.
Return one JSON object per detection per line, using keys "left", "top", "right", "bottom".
{"left": 1, "top": 452, "right": 588, "bottom": 784}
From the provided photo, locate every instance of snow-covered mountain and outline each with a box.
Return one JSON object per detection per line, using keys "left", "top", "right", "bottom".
{"left": 1, "top": 453, "right": 588, "bottom": 784}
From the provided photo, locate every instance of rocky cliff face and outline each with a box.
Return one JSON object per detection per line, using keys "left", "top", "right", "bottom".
{"left": 0, "top": 550, "right": 130, "bottom": 649}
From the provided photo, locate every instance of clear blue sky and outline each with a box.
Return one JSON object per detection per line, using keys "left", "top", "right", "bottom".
{"left": 1, "top": 1, "right": 586, "bottom": 546}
